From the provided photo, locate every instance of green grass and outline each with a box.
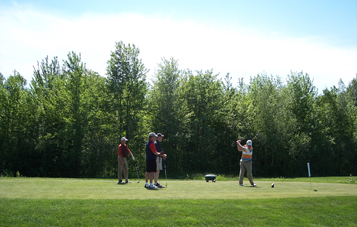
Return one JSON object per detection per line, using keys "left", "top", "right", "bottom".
{"left": 1, "top": 197, "right": 356, "bottom": 226}
{"left": 0, "top": 177, "right": 356, "bottom": 199}
{"left": 194, "top": 174, "right": 357, "bottom": 184}
{"left": 0, "top": 177, "right": 356, "bottom": 226}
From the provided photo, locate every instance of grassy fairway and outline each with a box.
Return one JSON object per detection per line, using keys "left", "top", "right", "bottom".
{"left": 0, "top": 177, "right": 356, "bottom": 226}
{"left": 0, "top": 177, "right": 356, "bottom": 200}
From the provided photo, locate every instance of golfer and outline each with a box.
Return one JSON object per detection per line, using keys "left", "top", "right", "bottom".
{"left": 145, "top": 132, "right": 166, "bottom": 189}
{"left": 154, "top": 133, "right": 166, "bottom": 188}
{"left": 117, "top": 137, "right": 135, "bottom": 184}
{"left": 236, "top": 139, "right": 256, "bottom": 187}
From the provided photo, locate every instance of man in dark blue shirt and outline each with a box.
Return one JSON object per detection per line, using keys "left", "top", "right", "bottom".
{"left": 154, "top": 133, "right": 166, "bottom": 188}
{"left": 145, "top": 132, "right": 166, "bottom": 189}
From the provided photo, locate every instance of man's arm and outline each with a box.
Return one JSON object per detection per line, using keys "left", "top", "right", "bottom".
{"left": 127, "top": 147, "right": 134, "bottom": 157}
{"left": 150, "top": 142, "right": 167, "bottom": 157}
{"left": 149, "top": 142, "right": 160, "bottom": 156}
{"left": 236, "top": 140, "right": 244, "bottom": 152}
{"left": 127, "top": 148, "right": 135, "bottom": 160}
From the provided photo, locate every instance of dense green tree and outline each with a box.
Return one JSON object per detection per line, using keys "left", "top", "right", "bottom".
{"left": 61, "top": 52, "right": 87, "bottom": 177}
{"left": 147, "top": 58, "right": 181, "bottom": 173}
{"left": 286, "top": 72, "right": 317, "bottom": 176}
{"left": 317, "top": 81, "right": 356, "bottom": 175}
{"left": 106, "top": 41, "right": 148, "bottom": 176}
{"left": 216, "top": 73, "right": 241, "bottom": 175}
{"left": 347, "top": 77, "right": 357, "bottom": 107}
{"left": 247, "top": 74, "right": 288, "bottom": 176}
{"left": 30, "top": 56, "right": 67, "bottom": 177}
{"left": 176, "top": 70, "right": 225, "bottom": 175}
{"left": 0, "top": 72, "right": 6, "bottom": 173}
{"left": 1, "top": 44, "right": 356, "bottom": 178}
{"left": 80, "top": 70, "right": 113, "bottom": 177}
{"left": 0, "top": 71, "right": 39, "bottom": 176}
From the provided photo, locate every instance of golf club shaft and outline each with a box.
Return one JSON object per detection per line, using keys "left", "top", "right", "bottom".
{"left": 240, "top": 134, "right": 260, "bottom": 141}
{"left": 134, "top": 164, "right": 140, "bottom": 183}
{"left": 164, "top": 164, "right": 167, "bottom": 187}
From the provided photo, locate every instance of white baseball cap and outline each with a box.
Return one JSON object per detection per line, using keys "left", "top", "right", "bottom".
{"left": 148, "top": 132, "right": 157, "bottom": 138}
{"left": 121, "top": 137, "right": 128, "bottom": 141}
{"left": 247, "top": 140, "right": 252, "bottom": 146}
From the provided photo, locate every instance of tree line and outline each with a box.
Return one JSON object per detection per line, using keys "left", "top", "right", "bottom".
{"left": 1, "top": 41, "right": 356, "bottom": 178}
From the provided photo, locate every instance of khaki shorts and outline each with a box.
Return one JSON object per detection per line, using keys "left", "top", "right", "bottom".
{"left": 156, "top": 156, "right": 163, "bottom": 171}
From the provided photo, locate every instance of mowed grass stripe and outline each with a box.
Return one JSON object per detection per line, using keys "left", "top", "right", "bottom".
{"left": 0, "top": 178, "right": 356, "bottom": 200}
{"left": 0, "top": 197, "right": 356, "bottom": 226}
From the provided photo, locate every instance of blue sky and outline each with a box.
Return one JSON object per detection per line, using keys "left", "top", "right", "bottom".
{"left": 0, "top": 0, "right": 356, "bottom": 92}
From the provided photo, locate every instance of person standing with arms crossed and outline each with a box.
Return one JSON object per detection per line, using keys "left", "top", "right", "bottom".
{"left": 154, "top": 133, "right": 166, "bottom": 188}
{"left": 117, "top": 137, "right": 135, "bottom": 184}
{"left": 145, "top": 132, "right": 167, "bottom": 189}
{"left": 236, "top": 139, "right": 256, "bottom": 187}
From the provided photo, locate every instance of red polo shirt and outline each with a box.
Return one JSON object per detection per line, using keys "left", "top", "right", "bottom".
{"left": 117, "top": 144, "right": 131, "bottom": 158}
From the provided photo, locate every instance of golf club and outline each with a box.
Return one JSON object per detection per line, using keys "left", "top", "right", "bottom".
{"left": 134, "top": 163, "right": 140, "bottom": 183}
{"left": 242, "top": 133, "right": 260, "bottom": 141}
{"left": 237, "top": 134, "right": 260, "bottom": 145}
{"left": 164, "top": 164, "right": 167, "bottom": 188}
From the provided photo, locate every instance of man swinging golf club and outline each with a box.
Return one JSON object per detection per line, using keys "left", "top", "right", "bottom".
{"left": 145, "top": 132, "right": 167, "bottom": 189}
{"left": 117, "top": 137, "right": 135, "bottom": 184}
{"left": 236, "top": 139, "right": 256, "bottom": 187}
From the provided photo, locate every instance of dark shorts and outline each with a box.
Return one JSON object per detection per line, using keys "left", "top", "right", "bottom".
{"left": 146, "top": 159, "right": 157, "bottom": 173}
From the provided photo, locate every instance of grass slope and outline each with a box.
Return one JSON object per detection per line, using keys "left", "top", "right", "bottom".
{"left": 1, "top": 197, "right": 356, "bottom": 226}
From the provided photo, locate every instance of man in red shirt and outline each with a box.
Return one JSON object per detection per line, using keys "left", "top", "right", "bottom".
{"left": 118, "top": 137, "right": 135, "bottom": 184}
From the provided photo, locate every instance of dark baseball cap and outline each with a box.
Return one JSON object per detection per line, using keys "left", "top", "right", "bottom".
{"left": 157, "top": 133, "right": 164, "bottom": 137}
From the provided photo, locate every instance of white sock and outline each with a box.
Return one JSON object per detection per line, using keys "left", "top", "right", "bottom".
{"left": 145, "top": 182, "right": 149, "bottom": 185}
{"left": 150, "top": 183, "right": 153, "bottom": 186}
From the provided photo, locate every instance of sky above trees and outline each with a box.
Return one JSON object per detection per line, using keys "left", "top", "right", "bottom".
{"left": 0, "top": 0, "right": 356, "bottom": 92}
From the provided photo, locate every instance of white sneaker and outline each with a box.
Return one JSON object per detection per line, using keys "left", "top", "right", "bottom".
{"left": 149, "top": 184, "right": 158, "bottom": 189}
{"left": 144, "top": 183, "right": 149, "bottom": 188}
{"left": 252, "top": 184, "right": 256, "bottom": 187}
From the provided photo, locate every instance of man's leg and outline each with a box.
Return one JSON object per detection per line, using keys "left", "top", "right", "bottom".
{"left": 239, "top": 159, "right": 245, "bottom": 185}
{"left": 246, "top": 161, "right": 255, "bottom": 185}
{"left": 154, "top": 170, "right": 160, "bottom": 184}
{"left": 118, "top": 156, "right": 123, "bottom": 183}
{"left": 154, "top": 156, "right": 160, "bottom": 184}
{"left": 145, "top": 161, "right": 149, "bottom": 188}
{"left": 148, "top": 159, "right": 157, "bottom": 188}
{"left": 154, "top": 169, "right": 162, "bottom": 188}
{"left": 149, "top": 172, "right": 154, "bottom": 184}
{"left": 123, "top": 158, "right": 129, "bottom": 182}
